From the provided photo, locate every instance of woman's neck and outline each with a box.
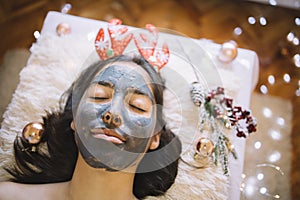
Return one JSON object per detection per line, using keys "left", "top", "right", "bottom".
{"left": 68, "top": 155, "right": 137, "bottom": 200}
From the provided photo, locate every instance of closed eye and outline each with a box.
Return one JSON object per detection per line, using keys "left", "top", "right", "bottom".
{"left": 88, "top": 96, "right": 110, "bottom": 102}
{"left": 125, "top": 90, "right": 153, "bottom": 116}
{"left": 90, "top": 97, "right": 110, "bottom": 100}
{"left": 86, "top": 83, "right": 113, "bottom": 103}
{"left": 129, "top": 104, "right": 147, "bottom": 112}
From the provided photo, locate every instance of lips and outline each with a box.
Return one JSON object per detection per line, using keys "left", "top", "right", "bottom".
{"left": 91, "top": 128, "right": 126, "bottom": 144}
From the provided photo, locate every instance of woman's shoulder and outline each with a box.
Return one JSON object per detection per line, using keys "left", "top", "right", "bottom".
{"left": 0, "top": 181, "right": 69, "bottom": 200}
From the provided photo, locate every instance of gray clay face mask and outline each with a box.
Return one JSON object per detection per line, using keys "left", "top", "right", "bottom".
{"left": 74, "top": 64, "right": 157, "bottom": 171}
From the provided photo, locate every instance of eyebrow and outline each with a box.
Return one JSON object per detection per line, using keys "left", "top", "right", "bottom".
{"left": 96, "top": 81, "right": 114, "bottom": 88}
{"left": 126, "top": 88, "right": 152, "bottom": 99}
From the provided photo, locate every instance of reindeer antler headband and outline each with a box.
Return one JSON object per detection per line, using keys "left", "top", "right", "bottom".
{"left": 94, "top": 19, "right": 169, "bottom": 71}
{"left": 95, "top": 19, "right": 133, "bottom": 60}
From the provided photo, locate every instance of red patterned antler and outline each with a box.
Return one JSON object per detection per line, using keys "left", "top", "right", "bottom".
{"left": 95, "top": 19, "right": 133, "bottom": 60}
{"left": 133, "top": 24, "right": 170, "bottom": 71}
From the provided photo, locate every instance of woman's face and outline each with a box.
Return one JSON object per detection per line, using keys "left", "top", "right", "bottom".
{"left": 74, "top": 61, "right": 158, "bottom": 171}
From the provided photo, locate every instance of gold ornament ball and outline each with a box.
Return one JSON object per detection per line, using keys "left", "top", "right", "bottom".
{"left": 218, "top": 40, "right": 238, "bottom": 63}
{"left": 56, "top": 23, "right": 71, "bottom": 36}
{"left": 22, "top": 122, "right": 44, "bottom": 144}
{"left": 195, "top": 138, "right": 214, "bottom": 156}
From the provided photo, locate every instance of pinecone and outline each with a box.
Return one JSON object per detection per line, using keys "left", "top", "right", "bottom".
{"left": 190, "top": 82, "right": 205, "bottom": 107}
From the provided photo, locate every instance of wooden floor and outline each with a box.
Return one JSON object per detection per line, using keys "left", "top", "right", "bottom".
{"left": 0, "top": 0, "right": 299, "bottom": 199}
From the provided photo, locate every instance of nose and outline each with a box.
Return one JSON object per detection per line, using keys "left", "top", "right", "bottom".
{"left": 102, "top": 111, "right": 122, "bottom": 128}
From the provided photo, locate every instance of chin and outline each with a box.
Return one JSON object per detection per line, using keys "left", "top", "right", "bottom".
{"left": 86, "top": 156, "right": 140, "bottom": 173}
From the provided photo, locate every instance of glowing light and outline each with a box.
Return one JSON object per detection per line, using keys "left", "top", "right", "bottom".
{"left": 294, "top": 54, "right": 300, "bottom": 67}
{"left": 267, "top": 75, "right": 275, "bottom": 84}
{"left": 287, "top": 32, "right": 295, "bottom": 42}
{"left": 276, "top": 117, "right": 285, "bottom": 126}
{"left": 248, "top": 16, "right": 256, "bottom": 25}
{"left": 274, "top": 194, "right": 280, "bottom": 199}
{"left": 268, "top": 151, "right": 281, "bottom": 162}
{"left": 259, "top": 17, "right": 267, "bottom": 26}
{"left": 260, "top": 187, "right": 267, "bottom": 194}
{"left": 268, "top": 129, "right": 282, "bottom": 140}
{"left": 293, "top": 37, "right": 300, "bottom": 45}
{"left": 295, "top": 17, "right": 300, "bottom": 26}
{"left": 269, "top": 0, "right": 277, "bottom": 5}
{"left": 296, "top": 88, "right": 300, "bottom": 96}
{"left": 263, "top": 107, "right": 272, "bottom": 118}
{"left": 241, "top": 173, "right": 246, "bottom": 179}
{"left": 260, "top": 85, "right": 268, "bottom": 94}
{"left": 254, "top": 141, "right": 262, "bottom": 149}
{"left": 283, "top": 73, "right": 291, "bottom": 83}
{"left": 234, "top": 27, "right": 243, "bottom": 35}
{"left": 33, "top": 31, "right": 40, "bottom": 39}
{"left": 61, "top": 3, "right": 72, "bottom": 14}
{"left": 245, "top": 184, "right": 255, "bottom": 196}
{"left": 257, "top": 173, "right": 264, "bottom": 180}
{"left": 240, "top": 183, "right": 245, "bottom": 191}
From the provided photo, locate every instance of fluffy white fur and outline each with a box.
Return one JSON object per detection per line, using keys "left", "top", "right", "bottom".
{"left": 0, "top": 33, "right": 241, "bottom": 199}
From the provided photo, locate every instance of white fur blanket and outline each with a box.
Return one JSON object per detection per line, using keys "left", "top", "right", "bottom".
{"left": 0, "top": 32, "right": 243, "bottom": 199}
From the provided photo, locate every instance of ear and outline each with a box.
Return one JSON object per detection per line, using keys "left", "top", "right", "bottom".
{"left": 70, "top": 121, "right": 76, "bottom": 131}
{"left": 149, "top": 133, "right": 160, "bottom": 150}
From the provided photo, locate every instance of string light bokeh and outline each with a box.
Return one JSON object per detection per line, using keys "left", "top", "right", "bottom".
{"left": 241, "top": 91, "right": 292, "bottom": 199}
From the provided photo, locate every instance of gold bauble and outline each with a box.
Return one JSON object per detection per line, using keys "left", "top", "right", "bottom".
{"left": 218, "top": 40, "right": 238, "bottom": 63}
{"left": 22, "top": 122, "right": 44, "bottom": 144}
{"left": 195, "top": 137, "right": 214, "bottom": 157}
{"left": 56, "top": 23, "right": 71, "bottom": 36}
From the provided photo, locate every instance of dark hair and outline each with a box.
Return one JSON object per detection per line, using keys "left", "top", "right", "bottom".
{"left": 7, "top": 55, "right": 182, "bottom": 199}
